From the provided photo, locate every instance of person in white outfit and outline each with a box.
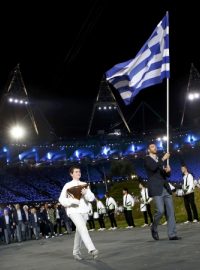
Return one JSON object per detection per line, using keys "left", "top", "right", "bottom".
{"left": 105, "top": 192, "right": 118, "bottom": 230}
{"left": 123, "top": 188, "right": 135, "bottom": 228}
{"left": 59, "top": 166, "right": 99, "bottom": 260}
{"left": 87, "top": 202, "right": 95, "bottom": 231}
{"left": 139, "top": 182, "right": 153, "bottom": 227}
{"left": 96, "top": 198, "right": 106, "bottom": 231}
{"left": 181, "top": 166, "right": 199, "bottom": 223}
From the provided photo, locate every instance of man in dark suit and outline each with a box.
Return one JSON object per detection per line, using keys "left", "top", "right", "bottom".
{"left": 144, "top": 143, "right": 180, "bottom": 241}
{"left": 13, "top": 204, "right": 26, "bottom": 242}
{"left": 30, "top": 208, "right": 40, "bottom": 240}
{"left": 1, "top": 209, "right": 14, "bottom": 244}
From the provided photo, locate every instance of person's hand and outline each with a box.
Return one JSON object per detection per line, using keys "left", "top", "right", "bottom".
{"left": 164, "top": 165, "right": 171, "bottom": 173}
{"left": 81, "top": 188, "right": 87, "bottom": 196}
{"left": 162, "top": 153, "right": 170, "bottom": 161}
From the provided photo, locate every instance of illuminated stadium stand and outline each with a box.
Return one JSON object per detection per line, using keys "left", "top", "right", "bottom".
{"left": 1, "top": 130, "right": 200, "bottom": 203}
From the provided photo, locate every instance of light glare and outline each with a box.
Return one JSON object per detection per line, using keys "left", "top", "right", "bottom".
{"left": 10, "top": 126, "right": 25, "bottom": 140}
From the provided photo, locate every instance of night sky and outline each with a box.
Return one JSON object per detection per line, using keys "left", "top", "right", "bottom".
{"left": 0, "top": 0, "right": 200, "bottom": 139}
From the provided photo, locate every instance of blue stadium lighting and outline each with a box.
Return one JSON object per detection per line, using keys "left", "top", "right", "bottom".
{"left": 47, "top": 152, "right": 53, "bottom": 160}
{"left": 102, "top": 146, "right": 110, "bottom": 155}
{"left": 187, "top": 135, "right": 196, "bottom": 143}
{"left": 131, "top": 144, "right": 135, "bottom": 152}
{"left": 159, "top": 141, "right": 163, "bottom": 148}
{"left": 75, "top": 150, "right": 80, "bottom": 159}
{"left": 174, "top": 144, "right": 179, "bottom": 150}
{"left": 3, "top": 147, "right": 8, "bottom": 153}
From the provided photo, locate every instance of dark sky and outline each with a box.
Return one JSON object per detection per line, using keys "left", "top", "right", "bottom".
{"left": 0, "top": 0, "right": 200, "bottom": 138}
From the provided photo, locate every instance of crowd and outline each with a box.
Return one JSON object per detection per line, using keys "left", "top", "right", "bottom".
{"left": 1, "top": 167, "right": 199, "bottom": 246}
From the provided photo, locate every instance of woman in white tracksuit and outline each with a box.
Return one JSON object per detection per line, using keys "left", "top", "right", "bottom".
{"left": 59, "top": 166, "right": 98, "bottom": 260}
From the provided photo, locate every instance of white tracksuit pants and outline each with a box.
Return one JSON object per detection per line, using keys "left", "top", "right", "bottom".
{"left": 69, "top": 213, "right": 96, "bottom": 255}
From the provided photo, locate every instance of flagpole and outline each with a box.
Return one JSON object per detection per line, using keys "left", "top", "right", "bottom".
{"left": 166, "top": 11, "right": 170, "bottom": 166}
{"left": 167, "top": 77, "right": 169, "bottom": 166}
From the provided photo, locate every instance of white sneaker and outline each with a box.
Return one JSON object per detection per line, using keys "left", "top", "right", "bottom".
{"left": 193, "top": 219, "right": 198, "bottom": 223}
{"left": 162, "top": 221, "right": 167, "bottom": 225}
{"left": 108, "top": 227, "right": 113, "bottom": 230}
{"left": 98, "top": 228, "right": 102, "bottom": 231}
{"left": 101, "top": 228, "right": 106, "bottom": 231}
{"left": 112, "top": 227, "right": 117, "bottom": 230}
{"left": 141, "top": 224, "right": 148, "bottom": 228}
{"left": 90, "top": 249, "right": 99, "bottom": 259}
{"left": 125, "top": 226, "right": 130, "bottom": 229}
{"left": 129, "top": 226, "right": 133, "bottom": 228}
{"left": 74, "top": 254, "right": 83, "bottom": 260}
{"left": 89, "top": 229, "right": 95, "bottom": 232}
{"left": 184, "top": 220, "right": 190, "bottom": 224}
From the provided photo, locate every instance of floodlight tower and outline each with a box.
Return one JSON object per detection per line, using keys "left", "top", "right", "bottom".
{"left": 0, "top": 64, "right": 39, "bottom": 142}
{"left": 87, "top": 77, "right": 131, "bottom": 136}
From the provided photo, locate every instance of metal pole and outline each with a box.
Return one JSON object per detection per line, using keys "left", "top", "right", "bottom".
{"left": 167, "top": 78, "right": 170, "bottom": 166}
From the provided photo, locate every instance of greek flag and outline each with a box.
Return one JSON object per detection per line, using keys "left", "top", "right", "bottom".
{"left": 106, "top": 13, "right": 169, "bottom": 105}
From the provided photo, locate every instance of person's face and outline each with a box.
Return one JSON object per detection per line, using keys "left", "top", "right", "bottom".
{"left": 15, "top": 204, "right": 20, "bottom": 210}
{"left": 148, "top": 144, "right": 157, "bottom": 154}
{"left": 139, "top": 183, "right": 142, "bottom": 189}
{"left": 181, "top": 166, "right": 186, "bottom": 174}
{"left": 123, "top": 190, "right": 126, "bottom": 195}
{"left": 70, "top": 169, "right": 81, "bottom": 180}
{"left": 4, "top": 209, "right": 8, "bottom": 215}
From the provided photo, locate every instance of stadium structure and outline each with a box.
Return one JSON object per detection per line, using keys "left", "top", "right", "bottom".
{"left": 1, "top": 64, "right": 200, "bottom": 203}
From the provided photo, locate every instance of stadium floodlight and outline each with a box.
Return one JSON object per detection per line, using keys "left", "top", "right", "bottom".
{"left": 9, "top": 125, "right": 25, "bottom": 140}
{"left": 188, "top": 92, "right": 200, "bottom": 101}
{"left": 163, "top": 136, "right": 168, "bottom": 141}
{"left": 8, "top": 97, "right": 29, "bottom": 105}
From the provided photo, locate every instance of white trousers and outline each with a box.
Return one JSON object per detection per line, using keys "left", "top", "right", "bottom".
{"left": 69, "top": 213, "right": 96, "bottom": 255}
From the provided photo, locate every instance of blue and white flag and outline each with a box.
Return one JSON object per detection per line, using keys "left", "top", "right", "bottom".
{"left": 106, "top": 13, "right": 169, "bottom": 105}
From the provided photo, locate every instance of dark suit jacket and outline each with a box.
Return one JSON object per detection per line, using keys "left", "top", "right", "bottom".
{"left": 144, "top": 155, "right": 172, "bottom": 197}
{"left": 30, "top": 213, "right": 40, "bottom": 227}
{"left": 1, "top": 215, "right": 13, "bottom": 230}
{"left": 13, "top": 209, "right": 26, "bottom": 224}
